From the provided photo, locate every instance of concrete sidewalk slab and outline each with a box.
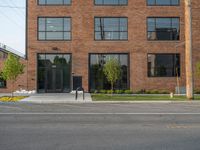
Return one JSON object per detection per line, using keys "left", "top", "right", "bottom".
{"left": 21, "top": 93, "right": 92, "bottom": 103}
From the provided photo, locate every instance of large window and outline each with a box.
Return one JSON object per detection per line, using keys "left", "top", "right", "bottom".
{"left": 38, "top": 17, "right": 71, "bottom": 40}
{"left": 147, "top": 17, "right": 180, "bottom": 41}
{"left": 38, "top": 0, "right": 71, "bottom": 5}
{"left": 147, "top": 0, "right": 179, "bottom": 6}
{"left": 38, "top": 54, "right": 72, "bottom": 93}
{"left": 95, "top": 17, "right": 128, "bottom": 40}
{"left": 148, "top": 54, "right": 180, "bottom": 77}
{"left": 95, "top": 0, "right": 128, "bottom": 5}
{"left": 89, "top": 53, "right": 129, "bottom": 92}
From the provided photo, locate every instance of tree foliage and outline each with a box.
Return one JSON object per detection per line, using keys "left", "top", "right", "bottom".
{"left": 1, "top": 53, "right": 25, "bottom": 96}
{"left": 103, "top": 58, "right": 121, "bottom": 93}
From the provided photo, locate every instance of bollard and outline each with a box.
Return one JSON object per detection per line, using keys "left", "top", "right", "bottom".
{"left": 75, "top": 87, "right": 85, "bottom": 100}
{"left": 170, "top": 92, "right": 174, "bottom": 98}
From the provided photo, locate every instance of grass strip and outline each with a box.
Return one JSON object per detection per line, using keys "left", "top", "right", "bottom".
{"left": 92, "top": 94, "right": 200, "bottom": 101}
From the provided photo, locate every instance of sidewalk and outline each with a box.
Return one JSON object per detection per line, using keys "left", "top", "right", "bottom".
{"left": 20, "top": 93, "right": 92, "bottom": 103}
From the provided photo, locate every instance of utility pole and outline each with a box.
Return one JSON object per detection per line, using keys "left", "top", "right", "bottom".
{"left": 185, "top": 0, "right": 194, "bottom": 99}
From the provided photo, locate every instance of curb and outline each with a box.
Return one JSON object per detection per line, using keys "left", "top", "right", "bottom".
{"left": 13, "top": 100, "right": 200, "bottom": 104}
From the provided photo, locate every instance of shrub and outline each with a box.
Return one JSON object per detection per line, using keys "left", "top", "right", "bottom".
{"left": 124, "top": 90, "right": 133, "bottom": 94}
{"left": 135, "top": 89, "right": 146, "bottom": 94}
{"left": 145, "top": 90, "right": 169, "bottom": 94}
{"left": 99, "top": 90, "right": 107, "bottom": 94}
{"left": 115, "top": 90, "right": 124, "bottom": 94}
{"left": 107, "top": 90, "right": 114, "bottom": 94}
{"left": 150, "top": 90, "right": 160, "bottom": 94}
{"left": 160, "top": 90, "right": 170, "bottom": 94}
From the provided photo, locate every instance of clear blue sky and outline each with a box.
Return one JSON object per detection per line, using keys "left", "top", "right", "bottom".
{"left": 0, "top": 0, "right": 25, "bottom": 54}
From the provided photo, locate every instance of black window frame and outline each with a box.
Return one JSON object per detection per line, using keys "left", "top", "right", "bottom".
{"left": 147, "top": 17, "right": 180, "bottom": 41}
{"left": 147, "top": 0, "right": 180, "bottom": 6}
{"left": 37, "top": 53, "right": 72, "bottom": 93}
{"left": 147, "top": 53, "right": 181, "bottom": 78}
{"left": 94, "top": 17, "right": 128, "bottom": 41}
{"left": 37, "top": 17, "right": 72, "bottom": 41}
{"left": 94, "top": 0, "right": 128, "bottom": 6}
{"left": 88, "top": 53, "right": 130, "bottom": 92}
{"left": 38, "top": 0, "right": 71, "bottom": 6}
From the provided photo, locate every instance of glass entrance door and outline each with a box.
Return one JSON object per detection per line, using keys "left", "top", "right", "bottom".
{"left": 46, "top": 68, "right": 63, "bottom": 93}
{"left": 38, "top": 54, "right": 71, "bottom": 93}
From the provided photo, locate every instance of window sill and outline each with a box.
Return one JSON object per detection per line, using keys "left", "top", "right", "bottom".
{"left": 147, "top": 40, "right": 181, "bottom": 43}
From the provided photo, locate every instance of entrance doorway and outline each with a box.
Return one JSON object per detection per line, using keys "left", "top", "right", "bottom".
{"left": 37, "top": 54, "right": 72, "bottom": 93}
{"left": 46, "top": 68, "right": 63, "bottom": 92}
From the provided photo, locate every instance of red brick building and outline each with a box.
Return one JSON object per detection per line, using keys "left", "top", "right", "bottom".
{"left": 2, "top": 0, "right": 200, "bottom": 93}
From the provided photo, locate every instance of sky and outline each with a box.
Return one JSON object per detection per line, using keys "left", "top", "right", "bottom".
{"left": 0, "top": 0, "right": 25, "bottom": 54}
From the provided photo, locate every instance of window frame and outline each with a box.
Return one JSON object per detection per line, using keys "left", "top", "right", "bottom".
{"left": 146, "top": 0, "right": 180, "bottom": 6}
{"left": 88, "top": 53, "right": 130, "bottom": 92}
{"left": 147, "top": 53, "right": 181, "bottom": 78}
{"left": 94, "top": 0, "right": 128, "bottom": 6}
{"left": 146, "top": 17, "right": 180, "bottom": 41}
{"left": 38, "top": 0, "right": 71, "bottom": 6}
{"left": 37, "top": 17, "right": 72, "bottom": 41}
{"left": 37, "top": 53, "right": 72, "bottom": 93}
{"left": 94, "top": 17, "right": 128, "bottom": 41}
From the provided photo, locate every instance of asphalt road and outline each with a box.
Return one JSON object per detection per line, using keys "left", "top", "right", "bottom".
{"left": 0, "top": 103, "right": 200, "bottom": 150}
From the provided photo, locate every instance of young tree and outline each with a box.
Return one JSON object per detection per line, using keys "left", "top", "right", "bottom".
{"left": 103, "top": 58, "right": 121, "bottom": 94}
{"left": 1, "top": 53, "right": 25, "bottom": 97}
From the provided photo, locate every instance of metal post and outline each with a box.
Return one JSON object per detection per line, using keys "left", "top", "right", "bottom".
{"left": 185, "top": 0, "right": 194, "bottom": 100}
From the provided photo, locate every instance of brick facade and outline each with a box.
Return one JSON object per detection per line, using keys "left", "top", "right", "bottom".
{"left": 3, "top": 0, "right": 200, "bottom": 93}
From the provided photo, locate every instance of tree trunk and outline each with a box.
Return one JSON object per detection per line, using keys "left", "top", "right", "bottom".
{"left": 11, "top": 80, "right": 14, "bottom": 98}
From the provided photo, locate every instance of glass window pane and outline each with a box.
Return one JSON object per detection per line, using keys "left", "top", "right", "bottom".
{"left": 104, "top": 18, "right": 119, "bottom": 31}
{"left": 38, "top": 32, "right": 45, "bottom": 40}
{"left": 95, "top": 17, "right": 128, "bottom": 40}
{"left": 64, "top": 18, "right": 71, "bottom": 31}
{"left": 147, "top": 0, "right": 179, "bottom": 5}
{"left": 147, "top": 18, "right": 155, "bottom": 31}
{"left": 38, "top": 17, "right": 71, "bottom": 40}
{"left": 89, "top": 54, "right": 129, "bottom": 91}
{"left": 156, "top": 0, "right": 170, "bottom": 5}
{"left": 147, "top": 17, "right": 180, "bottom": 41}
{"left": 38, "top": 0, "right": 45, "bottom": 4}
{"left": 46, "top": 18, "right": 63, "bottom": 31}
{"left": 95, "top": 0, "right": 127, "bottom": 5}
{"left": 147, "top": 0, "right": 155, "bottom": 5}
{"left": 120, "top": 32, "right": 128, "bottom": 40}
{"left": 46, "top": 32, "right": 63, "bottom": 40}
{"left": 156, "top": 18, "right": 171, "bottom": 29}
{"left": 39, "top": 18, "right": 46, "bottom": 31}
{"left": 148, "top": 54, "right": 180, "bottom": 77}
{"left": 64, "top": 32, "right": 71, "bottom": 40}
{"left": 120, "top": 18, "right": 128, "bottom": 31}
{"left": 171, "top": 0, "right": 179, "bottom": 5}
{"left": 39, "top": 0, "right": 71, "bottom": 5}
